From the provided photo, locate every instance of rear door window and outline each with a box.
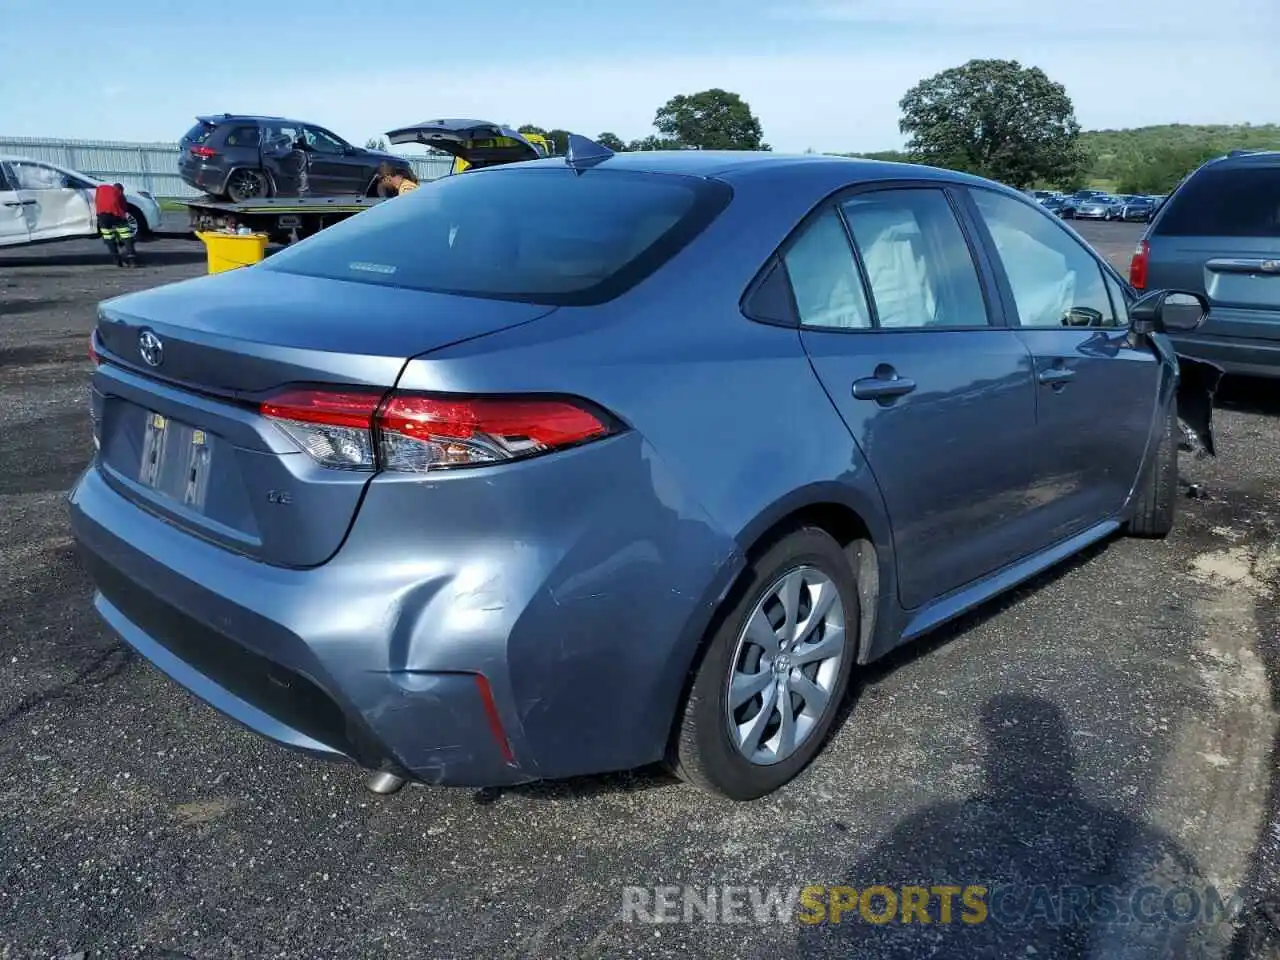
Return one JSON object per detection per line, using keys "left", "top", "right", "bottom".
{"left": 261, "top": 167, "right": 731, "bottom": 305}
{"left": 840, "top": 188, "right": 990, "bottom": 328}
{"left": 224, "top": 125, "right": 262, "bottom": 148}
{"left": 1155, "top": 166, "right": 1280, "bottom": 238}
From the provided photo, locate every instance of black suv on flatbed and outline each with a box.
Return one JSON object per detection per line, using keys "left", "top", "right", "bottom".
{"left": 179, "top": 114, "right": 412, "bottom": 202}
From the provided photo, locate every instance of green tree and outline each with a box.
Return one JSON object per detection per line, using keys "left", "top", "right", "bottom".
{"left": 899, "top": 59, "right": 1085, "bottom": 189}
{"left": 627, "top": 134, "right": 684, "bottom": 151}
{"left": 595, "top": 132, "right": 627, "bottom": 151}
{"left": 546, "top": 129, "right": 573, "bottom": 154}
{"left": 365, "top": 137, "right": 388, "bottom": 151}
{"left": 653, "top": 89, "right": 769, "bottom": 150}
{"left": 518, "top": 124, "right": 549, "bottom": 137}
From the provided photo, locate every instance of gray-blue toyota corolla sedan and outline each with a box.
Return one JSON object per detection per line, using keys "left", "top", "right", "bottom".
{"left": 69, "top": 142, "right": 1221, "bottom": 801}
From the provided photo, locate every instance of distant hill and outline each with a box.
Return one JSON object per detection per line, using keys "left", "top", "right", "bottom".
{"left": 838, "top": 123, "right": 1280, "bottom": 192}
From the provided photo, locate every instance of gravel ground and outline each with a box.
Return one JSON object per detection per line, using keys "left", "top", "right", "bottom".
{"left": 1, "top": 220, "right": 1279, "bottom": 959}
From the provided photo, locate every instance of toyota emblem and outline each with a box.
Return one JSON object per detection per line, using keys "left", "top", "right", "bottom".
{"left": 138, "top": 330, "right": 164, "bottom": 367}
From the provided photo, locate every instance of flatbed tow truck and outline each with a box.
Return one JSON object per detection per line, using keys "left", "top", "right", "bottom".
{"left": 179, "top": 121, "right": 552, "bottom": 244}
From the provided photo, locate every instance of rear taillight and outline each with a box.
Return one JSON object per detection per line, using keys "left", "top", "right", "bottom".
{"left": 88, "top": 333, "right": 100, "bottom": 367}
{"left": 259, "top": 388, "right": 617, "bottom": 472}
{"left": 1129, "top": 239, "right": 1149, "bottom": 290}
{"left": 190, "top": 145, "right": 217, "bottom": 159}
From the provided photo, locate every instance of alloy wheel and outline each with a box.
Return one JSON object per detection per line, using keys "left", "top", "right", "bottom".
{"left": 724, "top": 565, "right": 846, "bottom": 766}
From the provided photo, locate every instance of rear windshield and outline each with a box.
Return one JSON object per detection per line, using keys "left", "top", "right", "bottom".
{"left": 261, "top": 167, "right": 732, "bottom": 305}
{"left": 1155, "top": 165, "right": 1280, "bottom": 238}
{"left": 184, "top": 121, "right": 215, "bottom": 144}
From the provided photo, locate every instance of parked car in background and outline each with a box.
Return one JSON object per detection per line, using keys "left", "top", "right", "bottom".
{"left": 71, "top": 144, "right": 1217, "bottom": 802}
{"left": 1134, "top": 149, "right": 1280, "bottom": 378}
{"left": 1073, "top": 195, "right": 1121, "bottom": 220}
{"left": 1117, "top": 195, "right": 1156, "bottom": 222}
{"left": 178, "top": 114, "right": 414, "bottom": 202}
{"left": 1040, "top": 195, "right": 1068, "bottom": 215}
{"left": 0, "top": 155, "right": 161, "bottom": 247}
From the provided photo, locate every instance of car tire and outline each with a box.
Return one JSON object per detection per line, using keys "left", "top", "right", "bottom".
{"left": 1127, "top": 404, "right": 1178, "bottom": 538}
{"left": 226, "top": 169, "right": 271, "bottom": 203}
{"left": 125, "top": 205, "right": 150, "bottom": 239}
{"left": 669, "top": 526, "right": 860, "bottom": 801}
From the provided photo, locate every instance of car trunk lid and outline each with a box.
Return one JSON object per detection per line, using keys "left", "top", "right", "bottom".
{"left": 385, "top": 119, "right": 545, "bottom": 171}
{"left": 1146, "top": 236, "right": 1280, "bottom": 341}
{"left": 92, "top": 267, "right": 556, "bottom": 567}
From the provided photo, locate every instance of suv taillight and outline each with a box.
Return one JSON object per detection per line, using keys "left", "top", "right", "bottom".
{"left": 1129, "top": 239, "right": 1149, "bottom": 290}
{"left": 190, "top": 145, "right": 217, "bottom": 159}
{"left": 260, "top": 388, "right": 617, "bottom": 472}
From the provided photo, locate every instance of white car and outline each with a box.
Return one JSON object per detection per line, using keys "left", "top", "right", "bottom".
{"left": 0, "top": 155, "right": 163, "bottom": 248}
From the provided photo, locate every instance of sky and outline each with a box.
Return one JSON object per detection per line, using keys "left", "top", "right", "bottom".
{"left": 2, "top": 0, "right": 1276, "bottom": 154}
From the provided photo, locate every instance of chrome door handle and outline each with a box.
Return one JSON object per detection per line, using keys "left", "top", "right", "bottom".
{"left": 1037, "top": 368, "right": 1075, "bottom": 385}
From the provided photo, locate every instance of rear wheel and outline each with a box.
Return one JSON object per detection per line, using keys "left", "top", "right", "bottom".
{"left": 1127, "top": 405, "right": 1178, "bottom": 538}
{"left": 226, "top": 169, "right": 270, "bottom": 203}
{"left": 670, "top": 527, "right": 859, "bottom": 800}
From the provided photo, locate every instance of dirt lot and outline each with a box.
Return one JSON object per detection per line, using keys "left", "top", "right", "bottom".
{"left": 2, "top": 221, "right": 1279, "bottom": 959}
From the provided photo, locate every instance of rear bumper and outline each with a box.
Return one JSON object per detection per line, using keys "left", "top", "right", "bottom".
{"left": 1167, "top": 332, "right": 1280, "bottom": 379}
{"left": 179, "top": 163, "right": 230, "bottom": 196}
{"left": 70, "top": 464, "right": 530, "bottom": 786}
{"left": 68, "top": 432, "right": 739, "bottom": 787}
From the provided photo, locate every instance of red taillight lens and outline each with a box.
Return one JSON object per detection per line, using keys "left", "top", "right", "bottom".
{"left": 260, "top": 388, "right": 616, "bottom": 472}
{"left": 377, "top": 394, "right": 613, "bottom": 471}
{"left": 1129, "top": 239, "right": 1149, "bottom": 290}
{"left": 190, "top": 145, "right": 217, "bottom": 159}
{"left": 88, "top": 333, "right": 100, "bottom": 367}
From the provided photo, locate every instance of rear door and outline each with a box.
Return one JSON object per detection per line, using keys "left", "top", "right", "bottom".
{"left": 1146, "top": 162, "right": 1280, "bottom": 343}
{"left": 964, "top": 186, "right": 1161, "bottom": 546}
{"left": 9, "top": 160, "right": 94, "bottom": 239}
{"left": 793, "top": 184, "right": 1040, "bottom": 611}
{"left": 0, "top": 162, "right": 32, "bottom": 246}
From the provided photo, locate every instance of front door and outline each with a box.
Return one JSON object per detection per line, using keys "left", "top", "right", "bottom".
{"left": 302, "top": 125, "right": 363, "bottom": 194}
{"left": 791, "top": 186, "right": 1039, "bottom": 610}
{"left": 9, "top": 161, "right": 93, "bottom": 239}
{"left": 965, "top": 187, "right": 1162, "bottom": 546}
{"left": 0, "top": 162, "right": 32, "bottom": 246}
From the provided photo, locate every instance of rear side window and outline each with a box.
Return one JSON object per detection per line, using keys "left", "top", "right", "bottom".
{"left": 262, "top": 168, "right": 731, "bottom": 305}
{"left": 1155, "top": 165, "right": 1280, "bottom": 238}
{"left": 783, "top": 208, "right": 872, "bottom": 329}
{"left": 184, "top": 121, "right": 215, "bottom": 144}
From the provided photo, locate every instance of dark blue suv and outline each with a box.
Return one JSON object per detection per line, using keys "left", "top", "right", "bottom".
{"left": 178, "top": 114, "right": 412, "bottom": 202}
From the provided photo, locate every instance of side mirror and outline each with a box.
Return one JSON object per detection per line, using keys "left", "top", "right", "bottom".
{"left": 1129, "top": 289, "right": 1208, "bottom": 336}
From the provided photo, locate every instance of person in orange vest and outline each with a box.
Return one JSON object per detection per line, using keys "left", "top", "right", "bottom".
{"left": 94, "top": 182, "right": 138, "bottom": 267}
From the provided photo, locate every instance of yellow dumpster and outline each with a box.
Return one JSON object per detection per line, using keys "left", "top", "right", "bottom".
{"left": 195, "top": 231, "right": 270, "bottom": 274}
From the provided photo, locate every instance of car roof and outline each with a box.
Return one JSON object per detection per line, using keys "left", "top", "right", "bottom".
{"left": 1202, "top": 149, "right": 1280, "bottom": 170}
{"left": 501, "top": 149, "right": 1011, "bottom": 191}
{"left": 197, "top": 114, "right": 296, "bottom": 124}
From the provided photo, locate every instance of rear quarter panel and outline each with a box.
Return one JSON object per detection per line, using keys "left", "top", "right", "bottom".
{"left": 388, "top": 169, "right": 895, "bottom": 768}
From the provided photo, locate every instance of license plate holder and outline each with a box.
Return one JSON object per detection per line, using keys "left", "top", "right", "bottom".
{"left": 139, "top": 411, "right": 213, "bottom": 510}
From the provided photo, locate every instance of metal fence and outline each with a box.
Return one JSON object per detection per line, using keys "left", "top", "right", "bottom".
{"left": 0, "top": 136, "right": 453, "bottom": 197}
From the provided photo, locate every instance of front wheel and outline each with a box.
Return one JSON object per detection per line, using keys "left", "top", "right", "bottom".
{"left": 1126, "top": 405, "right": 1178, "bottom": 538}
{"left": 669, "top": 527, "right": 860, "bottom": 800}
